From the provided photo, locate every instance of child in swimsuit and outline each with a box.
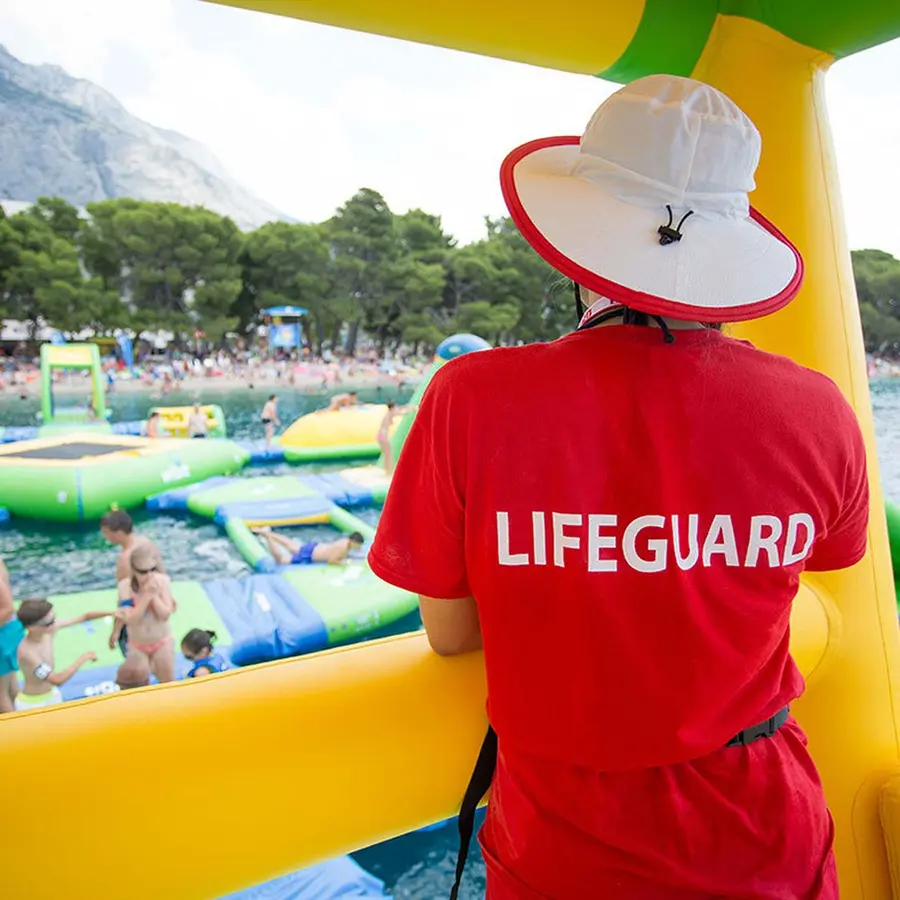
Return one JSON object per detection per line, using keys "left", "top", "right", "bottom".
{"left": 15, "top": 599, "right": 112, "bottom": 710}
{"left": 114, "top": 544, "right": 176, "bottom": 684}
{"left": 181, "top": 629, "right": 230, "bottom": 678}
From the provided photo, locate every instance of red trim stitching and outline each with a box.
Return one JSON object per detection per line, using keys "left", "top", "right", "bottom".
{"left": 499, "top": 136, "right": 804, "bottom": 323}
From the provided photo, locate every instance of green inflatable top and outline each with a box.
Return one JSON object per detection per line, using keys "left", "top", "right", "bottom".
{"left": 602, "top": 0, "right": 900, "bottom": 83}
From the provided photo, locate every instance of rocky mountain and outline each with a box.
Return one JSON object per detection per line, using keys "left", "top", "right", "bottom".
{"left": 0, "top": 45, "right": 287, "bottom": 230}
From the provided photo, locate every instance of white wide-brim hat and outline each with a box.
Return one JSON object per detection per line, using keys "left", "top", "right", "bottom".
{"left": 500, "top": 75, "right": 803, "bottom": 322}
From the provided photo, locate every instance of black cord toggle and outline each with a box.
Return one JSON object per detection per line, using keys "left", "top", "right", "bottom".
{"left": 657, "top": 204, "right": 694, "bottom": 245}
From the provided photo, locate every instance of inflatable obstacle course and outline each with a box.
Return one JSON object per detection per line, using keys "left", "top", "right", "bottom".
{"left": 148, "top": 473, "right": 382, "bottom": 574}
{"left": 0, "top": 433, "right": 250, "bottom": 522}
{"left": 39, "top": 343, "right": 110, "bottom": 435}
{"left": 40, "top": 565, "right": 416, "bottom": 699}
{"left": 152, "top": 404, "right": 227, "bottom": 438}
{"left": 280, "top": 404, "right": 392, "bottom": 462}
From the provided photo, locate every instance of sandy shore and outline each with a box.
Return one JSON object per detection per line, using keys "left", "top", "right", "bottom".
{"left": 10, "top": 370, "right": 425, "bottom": 396}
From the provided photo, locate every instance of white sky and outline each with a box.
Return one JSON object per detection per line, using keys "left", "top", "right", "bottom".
{"left": 1, "top": 0, "right": 898, "bottom": 253}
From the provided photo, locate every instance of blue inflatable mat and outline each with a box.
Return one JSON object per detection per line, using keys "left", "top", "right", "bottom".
{"left": 147, "top": 476, "right": 237, "bottom": 512}
{"left": 214, "top": 494, "right": 334, "bottom": 527}
{"left": 220, "top": 857, "right": 387, "bottom": 899}
{"left": 204, "top": 574, "right": 328, "bottom": 666}
{"left": 238, "top": 441, "right": 287, "bottom": 464}
{"left": 111, "top": 420, "right": 145, "bottom": 436}
{"left": 0, "top": 426, "right": 40, "bottom": 443}
{"left": 299, "top": 473, "right": 374, "bottom": 508}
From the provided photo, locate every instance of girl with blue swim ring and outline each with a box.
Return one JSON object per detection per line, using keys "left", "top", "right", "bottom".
{"left": 181, "top": 629, "right": 229, "bottom": 679}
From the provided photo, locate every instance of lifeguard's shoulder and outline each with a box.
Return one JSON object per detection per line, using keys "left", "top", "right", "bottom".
{"left": 740, "top": 341, "right": 855, "bottom": 409}
{"left": 426, "top": 343, "right": 549, "bottom": 397}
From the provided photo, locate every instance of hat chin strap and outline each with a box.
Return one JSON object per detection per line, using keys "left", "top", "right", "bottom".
{"left": 576, "top": 299, "right": 676, "bottom": 344}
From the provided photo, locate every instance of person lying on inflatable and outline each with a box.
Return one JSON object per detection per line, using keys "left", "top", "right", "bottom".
{"left": 253, "top": 527, "right": 365, "bottom": 566}
{"left": 369, "top": 75, "right": 868, "bottom": 899}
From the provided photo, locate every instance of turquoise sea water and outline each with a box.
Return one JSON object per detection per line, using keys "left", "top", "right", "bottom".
{"left": 0, "top": 378, "right": 897, "bottom": 898}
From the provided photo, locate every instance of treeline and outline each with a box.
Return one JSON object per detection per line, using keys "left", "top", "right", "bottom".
{"left": 0, "top": 193, "right": 898, "bottom": 356}
{"left": 0, "top": 191, "right": 566, "bottom": 354}
{"left": 852, "top": 249, "right": 900, "bottom": 356}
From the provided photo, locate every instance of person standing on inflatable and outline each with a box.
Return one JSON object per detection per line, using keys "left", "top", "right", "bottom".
{"left": 369, "top": 75, "right": 869, "bottom": 900}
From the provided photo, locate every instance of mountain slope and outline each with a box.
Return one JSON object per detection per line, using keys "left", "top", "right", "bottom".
{"left": 0, "top": 45, "right": 287, "bottom": 230}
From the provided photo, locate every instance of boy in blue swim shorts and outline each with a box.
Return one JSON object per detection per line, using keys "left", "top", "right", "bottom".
{"left": 0, "top": 557, "right": 24, "bottom": 714}
{"left": 252, "top": 527, "right": 365, "bottom": 566}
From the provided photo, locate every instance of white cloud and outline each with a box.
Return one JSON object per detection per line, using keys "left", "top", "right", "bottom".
{"left": 0, "top": 0, "right": 898, "bottom": 255}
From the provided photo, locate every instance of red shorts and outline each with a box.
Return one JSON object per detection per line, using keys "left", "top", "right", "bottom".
{"left": 480, "top": 718, "right": 837, "bottom": 899}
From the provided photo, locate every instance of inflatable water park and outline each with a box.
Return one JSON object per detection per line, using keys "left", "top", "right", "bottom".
{"left": 4, "top": 2, "right": 900, "bottom": 899}
{"left": 0, "top": 334, "right": 488, "bottom": 698}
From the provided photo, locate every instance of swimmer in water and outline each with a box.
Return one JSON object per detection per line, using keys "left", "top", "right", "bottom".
{"left": 261, "top": 394, "right": 280, "bottom": 447}
{"left": 252, "top": 527, "right": 365, "bottom": 566}
{"left": 116, "top": 654, "right": 150, "bottom": 690}
{"left": 187, "top": 404, "right": 209, "bottom": 439}
{"left": 327, "top": 391, "right": 358, "bottom": 411}
{"left": 112, "top": 544, "right": 177, "bottom": 684}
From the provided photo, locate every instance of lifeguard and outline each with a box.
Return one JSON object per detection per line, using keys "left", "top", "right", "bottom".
{"left": 371, "top": 75, "right": 869, "bottom": 899}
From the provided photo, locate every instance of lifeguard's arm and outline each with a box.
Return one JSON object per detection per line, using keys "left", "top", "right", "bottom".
{"left": 368, "top": 361, "right": 473, "bottom": 650}
{"left": 419, "top": 595, "right": 482, "bottom": 657}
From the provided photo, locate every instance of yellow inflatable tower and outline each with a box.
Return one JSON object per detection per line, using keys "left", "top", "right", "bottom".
{"left": 3, "top": 2, "right": 900, "bottom": 898}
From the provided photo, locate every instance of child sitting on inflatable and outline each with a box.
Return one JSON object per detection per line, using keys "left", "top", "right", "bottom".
{"left": 181, "top": 628, "right": 230, "bottom": 678}
{"left": 252, "top": 527, "right": 364, "bottom": 566}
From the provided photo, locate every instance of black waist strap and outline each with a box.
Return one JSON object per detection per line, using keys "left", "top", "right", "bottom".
{"left": 725, "top": 705, "right": 790, "bottom": 746}
{"left": 448, "top": 707, "right": 790, "bottom": 899}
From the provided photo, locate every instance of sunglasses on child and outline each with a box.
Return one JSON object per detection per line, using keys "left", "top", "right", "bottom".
{"left": 132, "top": 565, "right": 157, "bottom": 575}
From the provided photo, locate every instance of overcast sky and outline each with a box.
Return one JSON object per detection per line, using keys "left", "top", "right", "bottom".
{"left": 1, "top": 0, "right": 898, "bottom": 254}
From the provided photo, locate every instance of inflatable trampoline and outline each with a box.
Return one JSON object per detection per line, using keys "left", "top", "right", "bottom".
{"left": 0, "top": 433, "right": 249, "bottom": 522}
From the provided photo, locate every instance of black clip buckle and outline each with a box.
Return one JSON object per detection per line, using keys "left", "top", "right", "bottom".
{"left": 657, "top": 205, "right": 694, "bottom": 245}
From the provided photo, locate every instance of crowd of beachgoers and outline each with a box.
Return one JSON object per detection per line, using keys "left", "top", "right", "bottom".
{"left": 0, "top": 344, "right": 430, "bottom": 397}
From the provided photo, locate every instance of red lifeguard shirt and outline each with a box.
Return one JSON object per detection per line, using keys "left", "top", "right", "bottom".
{"left": 369, "top": 326, "right": 869, "bottom": 772}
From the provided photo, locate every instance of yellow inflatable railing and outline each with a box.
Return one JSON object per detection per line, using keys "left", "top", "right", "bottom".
{"left": 5, "top": 2, "right": 900, "bottom": 897}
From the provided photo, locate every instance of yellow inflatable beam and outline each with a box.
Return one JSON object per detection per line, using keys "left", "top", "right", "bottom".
{"left": 209, "top": 0, "right": 644, "bottom": 74}
{"left": 1, "top": 635, "right": 487, "bottom": 900}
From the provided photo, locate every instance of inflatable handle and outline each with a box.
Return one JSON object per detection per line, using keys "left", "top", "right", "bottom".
{"left": 225, "top": 517, "right": 276, "bottom": 573}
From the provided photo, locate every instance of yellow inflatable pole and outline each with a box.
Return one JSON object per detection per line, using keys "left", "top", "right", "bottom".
{"left": 691, "top": 17, "right": 900, "bottom": 896}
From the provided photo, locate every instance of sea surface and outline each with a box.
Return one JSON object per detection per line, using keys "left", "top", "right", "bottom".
{"left": 0, "top": 377, "right": 897, "bottom": 899}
